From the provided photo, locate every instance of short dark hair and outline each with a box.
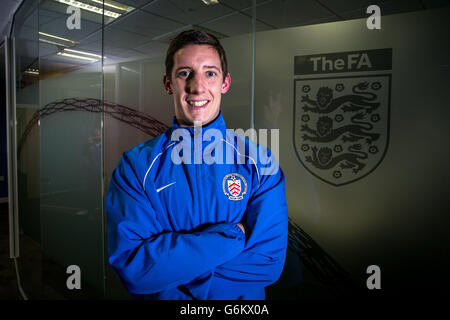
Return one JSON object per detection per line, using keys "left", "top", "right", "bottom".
{"left": 165, "top": 29, "right": 228, "bottom": 81}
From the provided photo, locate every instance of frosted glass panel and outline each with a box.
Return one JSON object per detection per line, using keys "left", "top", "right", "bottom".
{"left": 37, "top": 1, "right": 105, "bottom": 298}
{"left": 13, "top": 0, "right": 43, "bottom": 299}
{"left": 9, "top": 0, "right": 448, "bottom": 301}
{"left": 254, "top": 5, "right": 450, "bottom": 297}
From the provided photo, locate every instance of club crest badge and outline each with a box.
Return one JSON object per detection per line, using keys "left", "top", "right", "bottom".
{"left": 223, "top": 173, "right": 247, "bottom": 201}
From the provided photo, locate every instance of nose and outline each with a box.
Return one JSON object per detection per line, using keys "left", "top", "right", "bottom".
{"left": 186, "top": 73, "right": 205, "bottom": 94}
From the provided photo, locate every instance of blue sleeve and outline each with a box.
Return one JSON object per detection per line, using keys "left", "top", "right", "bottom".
{"left": 105, "top": 152, "right": 246, "bottom": 294}
{"left": 214, "top": 155, "right": 288, "bottom": 288}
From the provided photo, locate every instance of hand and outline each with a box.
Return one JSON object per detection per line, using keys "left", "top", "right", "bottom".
{"left": 237, "top": 223, "right": 246, "bottom": 235}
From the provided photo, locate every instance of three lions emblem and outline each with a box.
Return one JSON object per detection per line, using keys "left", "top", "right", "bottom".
{"left": 294, "top": 75, "right": 391, "bottom": 186}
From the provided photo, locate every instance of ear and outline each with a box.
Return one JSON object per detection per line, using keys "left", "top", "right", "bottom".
{"left": 163, "top": 74, "right": 173, "bottom": 95}
{"left": 221, "top": 73, "right": 231, "bottom": 94}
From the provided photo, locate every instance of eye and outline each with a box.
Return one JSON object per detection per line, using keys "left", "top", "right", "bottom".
{"left": 206, "top": 71, "right": 216, "bottom": 77}
{"left": 178, "top": 70, "right": 190, "bottom": 78}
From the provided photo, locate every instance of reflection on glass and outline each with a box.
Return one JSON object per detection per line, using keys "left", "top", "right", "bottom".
{"left": 12, "top": 0, "right": 449, "bottom": 300}
{"left": 13, "top": 0, "right": 42, "bottom": 299}
{"left": 38, "top": 0, "right": 105, "bottom": 297}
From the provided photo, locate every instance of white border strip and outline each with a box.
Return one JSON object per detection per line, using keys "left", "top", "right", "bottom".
{"left": 221, "top": 138, "right": 260, "bottom": 186}
{"left": 142, "top": 142, "right": 176, "bottom": 191}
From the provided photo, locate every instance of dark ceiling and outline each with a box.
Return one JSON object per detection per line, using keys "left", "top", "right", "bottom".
{"left": 6, "top": 0, "right": 450, "bottom": 75}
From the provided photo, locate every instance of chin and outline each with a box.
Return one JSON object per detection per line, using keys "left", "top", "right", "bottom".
{"left": 188, "top": 112, "right": 215, "bottom": 125}
{"left": 191, "top": 118, "right": 210, "bottom": 126}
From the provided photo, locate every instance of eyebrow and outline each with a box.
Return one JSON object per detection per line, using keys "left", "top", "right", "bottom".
{"left": 203, "top": 65, "right": 221, "bottom": 72}
{"left": 175, "top": 65, "right": 222, "bottom": 73}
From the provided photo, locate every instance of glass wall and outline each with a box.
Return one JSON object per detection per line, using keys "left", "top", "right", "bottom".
{"left": 11, "top": 0, "right": 105, "bottom": 298}
{"left": 12, "top": 0, "right": 42, "bottom": 299}
{"left": 7, "top": 0, "right": 450, "bottom": 300}
{"left": 0, "top": 41, "right": 7, "bottom": 202}
{"left": 39, "top": 0, "right": 105, "bottom": 298}
{"left": 253, "top": 3, "right": 450, "bottom": 297}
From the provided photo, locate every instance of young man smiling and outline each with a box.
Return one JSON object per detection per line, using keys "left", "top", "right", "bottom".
{"left": 105, "top": 30, "right": 288, "bottom": 300}
{"left": 163, "top": 40, "right": 231, "bottom": 127}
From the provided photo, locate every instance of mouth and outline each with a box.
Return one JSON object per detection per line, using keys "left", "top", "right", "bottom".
{"left": 186, "top": 99, "right": 210, "bottom": 109}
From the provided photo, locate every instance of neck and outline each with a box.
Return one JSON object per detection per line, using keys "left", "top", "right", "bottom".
{"left": 176, "top": 113, "right": 221, "bottom": 128}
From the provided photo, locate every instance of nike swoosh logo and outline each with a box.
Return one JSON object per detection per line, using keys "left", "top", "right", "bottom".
{"left": 156, "top": 182, "right": 176, "bottom": 193}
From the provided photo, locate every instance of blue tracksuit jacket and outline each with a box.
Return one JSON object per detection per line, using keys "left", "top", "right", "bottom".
{"left": 105, "top": 112, "right": 288, "bottom": 300}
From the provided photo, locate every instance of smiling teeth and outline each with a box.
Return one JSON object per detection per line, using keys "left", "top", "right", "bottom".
{"left": 188, "top": 100, "right": 208, "bottom": 107}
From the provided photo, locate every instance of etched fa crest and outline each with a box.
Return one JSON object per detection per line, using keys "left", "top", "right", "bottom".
{"left": 294, "top": 75, "right": 390, "bottom": 186}
{"left": 223, "top": 173, "right": 247, "bottom": 201}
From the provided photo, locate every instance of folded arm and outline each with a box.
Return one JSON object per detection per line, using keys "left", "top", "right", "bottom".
{"left": 106, "top": 153, "right": 246, "bottom": 294}
{"left": 214, "top": 159, "right": 288, "bottom": 288}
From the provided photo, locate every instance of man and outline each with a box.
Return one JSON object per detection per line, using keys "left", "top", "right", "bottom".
{"left": 105, "top": 30, "right": 288, "bottom": 300}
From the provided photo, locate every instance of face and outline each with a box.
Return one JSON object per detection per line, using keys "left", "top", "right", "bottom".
{"left": 163, "top": 44, "right": 231, "bottom": 127}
